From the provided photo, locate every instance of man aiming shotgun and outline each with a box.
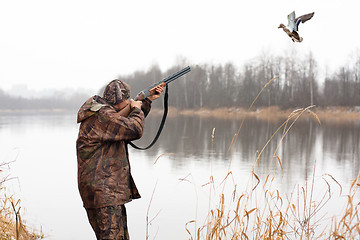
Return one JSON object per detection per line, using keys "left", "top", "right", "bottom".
{"left": 76, "top": 66, "right": 191, "bottom": 239}
{"left": 117, "top": 66, "right": 191, "bottom": 117}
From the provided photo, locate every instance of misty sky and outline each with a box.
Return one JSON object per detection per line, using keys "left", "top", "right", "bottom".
{"left": 1, "top": 0, "right": 359, "bottom": 93}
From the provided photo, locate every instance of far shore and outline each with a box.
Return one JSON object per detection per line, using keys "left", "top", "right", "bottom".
{"left": 1, "top": 106, "right": 360, "bottom": 123}
{"left": 154, "top": 106, "right": 360, "bottom": 123}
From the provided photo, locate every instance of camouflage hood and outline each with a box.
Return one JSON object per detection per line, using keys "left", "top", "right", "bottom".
{"left": 77, "top": 95, "right": 110, "bottom": 123}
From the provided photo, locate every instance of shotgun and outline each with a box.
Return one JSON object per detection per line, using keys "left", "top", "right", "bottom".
{"left": 118, "top": 66, "right": 191, "bottom": 116}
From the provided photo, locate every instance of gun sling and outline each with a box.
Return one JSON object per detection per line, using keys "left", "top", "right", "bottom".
{"left": 128, "top": 84, "right": 169, "bottom": 150}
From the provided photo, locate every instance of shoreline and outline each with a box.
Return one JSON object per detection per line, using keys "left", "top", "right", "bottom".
{"left": 159, "top": 106, "right": 360, "bottom": 123}
{"left": 1, "top": 106, "right": 360, "bottom": 123}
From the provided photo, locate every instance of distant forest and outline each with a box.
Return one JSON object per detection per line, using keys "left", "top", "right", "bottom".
{"left": 1, "top": 51, "right": 360, "bottom": 111}
{"left": 0, "top": 89, "right": 89, "bottom": 111}
{"left": 120, "top": 51, "right": 360, "bottom": 110}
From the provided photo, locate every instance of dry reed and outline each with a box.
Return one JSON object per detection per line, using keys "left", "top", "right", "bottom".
{"left": 184, "top": 76, "right": 360, "bottom": 239}
{"left": 0, "top": 165, "right": 44, "bottom": 240}
{"left": 167, "top": 106, "right": 360, "bottom": 124}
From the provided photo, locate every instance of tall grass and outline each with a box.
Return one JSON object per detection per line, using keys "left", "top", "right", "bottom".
{"left": 188, "top": 172, "right": 359, "bottom": 239}
{"left": 184, "top": 77, "right": 360, "bottom": 239}
{"left": 0, "top": 163, "right": 44, "bottom": 240}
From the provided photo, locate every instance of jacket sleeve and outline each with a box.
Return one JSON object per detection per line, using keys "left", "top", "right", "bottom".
{"left": 141, "top": 98, "right": 152, "bottom": 117}
{"left": 90, "top": 106, "right": 145, "bottom": 142}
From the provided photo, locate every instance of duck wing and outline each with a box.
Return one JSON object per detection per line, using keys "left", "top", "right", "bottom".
{"left": 287, "top": 11, "right": 296, "bottom": 32}
{"left": 295, "top": 12, "right": 315, "bottom": 30}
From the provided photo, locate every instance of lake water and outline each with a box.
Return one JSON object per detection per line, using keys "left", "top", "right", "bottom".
{"left": 0, "top": 111, "right": 359, "bottom": 239}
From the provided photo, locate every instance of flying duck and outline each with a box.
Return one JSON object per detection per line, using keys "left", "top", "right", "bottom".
{"left": 278, "top": 11, "right": 314, "bottom": 42}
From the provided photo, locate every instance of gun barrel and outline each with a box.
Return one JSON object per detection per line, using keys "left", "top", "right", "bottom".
{"left": 130, "top": 66, "right": 191, "bottom": 109}
{"left": 142, "top": 66, "right": 191, "bottom": 93}
{"left": 164, "top": 66, "right": 191, "bottom": 84}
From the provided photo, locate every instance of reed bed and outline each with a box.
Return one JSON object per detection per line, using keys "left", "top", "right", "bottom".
{"left": 167, "top": 106, "right": 360, "bottom": 124}
{"left": 183, "top": 76, "right": 360, "bottom": 239}
{"left": 186, "top": 170, "right": 359, "bottom": 239}
{"left": 185, "top": 109, "right": 360, "bottom": 239}
{"left": 0, "top": 166, "right": 44, "bottom": 239}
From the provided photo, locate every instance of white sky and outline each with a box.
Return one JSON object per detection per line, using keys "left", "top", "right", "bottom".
{"left": 1, "top": 0, "right": 359, "bottom": 92}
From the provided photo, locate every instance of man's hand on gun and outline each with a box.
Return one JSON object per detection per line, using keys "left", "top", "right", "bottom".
{"left": 130, "top": 99, "right": 142, "bottom": 109}
{"left": 147, "top": 85, "right": 165, "bottom": 101}
{"left": 130, "top": 85, "right": 164, "bottom": 110}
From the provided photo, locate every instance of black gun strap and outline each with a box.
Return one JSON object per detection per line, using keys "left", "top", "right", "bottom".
{"left": 128, "top": 85, "right": 168, "bottom": 150}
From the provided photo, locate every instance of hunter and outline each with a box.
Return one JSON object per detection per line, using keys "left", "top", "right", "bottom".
{"left": 76, "top": 79, "right": 163, "bottom": 239}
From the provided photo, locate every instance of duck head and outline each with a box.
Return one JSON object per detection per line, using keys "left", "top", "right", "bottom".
{"left": 278, "top": 23, "right": 286, "bottom": 29}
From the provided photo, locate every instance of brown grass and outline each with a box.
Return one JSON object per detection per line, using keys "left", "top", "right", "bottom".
{"left": 166, "top": 106, "right": 360, "bottom": 124}
{"left": 0, "top": 169, "right": 44, "bottom": 239}
{"left": 314, "top": 107, "right": 360, "bottom": 124}
{"left": 183, "top": 106, "right": 360, "bottom": 240}
{"left": 181, "top": 77, "right": 360, "bottom": 239}
{"left": 185, "top": 169, "right": 360, "bottom": 239}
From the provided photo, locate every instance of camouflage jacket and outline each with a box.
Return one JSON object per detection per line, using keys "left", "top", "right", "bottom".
{"left": 76, "top": 95, "right": 151, "bottom": 209}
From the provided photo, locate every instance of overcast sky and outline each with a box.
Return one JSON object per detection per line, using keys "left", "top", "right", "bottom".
{"left": 1, "top": 0, "right": 359, "bottom": 93}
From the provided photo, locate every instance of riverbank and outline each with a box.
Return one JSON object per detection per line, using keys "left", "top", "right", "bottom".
{"left": 160, "top": 106, "right": 360, "bottom": 123}
{"left": 1, "top": 106, "right": 360, "bottom": 124}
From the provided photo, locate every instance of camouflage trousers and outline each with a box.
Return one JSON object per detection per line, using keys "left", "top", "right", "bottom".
{"left": 85, "top": 205, "right": 129, "bottom": 240}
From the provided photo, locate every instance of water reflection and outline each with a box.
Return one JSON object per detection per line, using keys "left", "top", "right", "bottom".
{"left": 322, "top": 121, "right": 360, "bottom": 176}
{"left": 136, "top": 113, "right": 359, "bottom": 180}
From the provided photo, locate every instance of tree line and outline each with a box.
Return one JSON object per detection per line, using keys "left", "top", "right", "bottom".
{"left": 121, "top": 51, "right": 360, "bottom": 110}
{"left": 1, "top": 51, "right": 360, "bottom": 111}
{"left": 0, "top": 89, "right": 88, "bottom": 111}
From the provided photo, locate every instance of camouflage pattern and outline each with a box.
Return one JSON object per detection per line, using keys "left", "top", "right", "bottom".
{"left": 76, "top": 94, "right": 151, "bottom": 209}
{"left": 86, "top": 205, "right": 129, "bottom": 240}
{"left": 103, "top": 80, "right": 131, "bottom": 105}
